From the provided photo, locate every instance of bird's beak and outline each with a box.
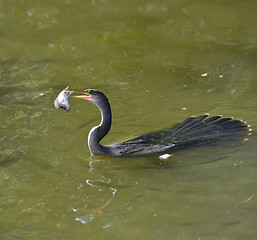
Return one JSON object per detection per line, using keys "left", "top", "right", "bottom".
{"left": 70, "top": 90, "right": 94, "bottom": 102}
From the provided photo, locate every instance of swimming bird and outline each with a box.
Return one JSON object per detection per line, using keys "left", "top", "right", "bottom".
{"left": 54, "top": 87, "right": 251, "bottom": 157}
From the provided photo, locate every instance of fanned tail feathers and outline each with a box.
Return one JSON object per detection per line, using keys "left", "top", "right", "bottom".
{"left": 169, "top": 114, "right": 251, "bottom": 146}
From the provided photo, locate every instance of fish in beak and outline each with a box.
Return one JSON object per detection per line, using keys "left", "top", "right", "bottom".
{"left": 54, "top": 86, "right": 74, "bottom": 111}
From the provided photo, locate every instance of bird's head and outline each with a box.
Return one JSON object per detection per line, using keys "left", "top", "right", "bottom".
{"left": 71, "top": 89, "right": 107, "bottom": 102}
{"left": 71, "top": 89, "right": 109, "bottom": 108}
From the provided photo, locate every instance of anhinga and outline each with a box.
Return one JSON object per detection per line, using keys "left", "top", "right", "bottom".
{"left": 54, "top": 87, "right": 251, "bottom": 157}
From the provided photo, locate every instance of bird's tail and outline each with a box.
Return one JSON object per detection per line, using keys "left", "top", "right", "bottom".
{"left": 169, "top": 114, "right": 251, "bottom": 148}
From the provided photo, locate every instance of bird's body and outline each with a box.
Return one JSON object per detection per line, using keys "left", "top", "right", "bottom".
{"left": 55, "top": 88, "right": 251, "bottom": 157}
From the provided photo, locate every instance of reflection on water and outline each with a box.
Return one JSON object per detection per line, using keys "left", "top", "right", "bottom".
{"left": 1, "top": 0, "right": 257, "bottom": 239}
{"left": 74, "top": 177, "right": 115, "bottom": 224}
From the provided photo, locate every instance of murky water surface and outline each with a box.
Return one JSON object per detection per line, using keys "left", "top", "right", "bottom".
{"left": 1, "top": 0, "right": 257, "bottom": 239}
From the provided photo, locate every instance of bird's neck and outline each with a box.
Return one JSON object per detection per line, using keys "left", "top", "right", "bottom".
{"left": 88, "top": 99, "right": 112, "bottom": 155}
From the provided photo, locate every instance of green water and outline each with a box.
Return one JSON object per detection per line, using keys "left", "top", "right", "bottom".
{"left": 1, "top": 0, "right": 257, "bottom": 239}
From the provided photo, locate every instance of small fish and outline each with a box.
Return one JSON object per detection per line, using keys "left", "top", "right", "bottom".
{"left": 54, "top": 86, "right": 73, "bottom": 111}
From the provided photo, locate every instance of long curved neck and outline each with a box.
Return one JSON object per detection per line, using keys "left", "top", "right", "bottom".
{"left": 88, "top": 97, "right": 112, "bottom": 155}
